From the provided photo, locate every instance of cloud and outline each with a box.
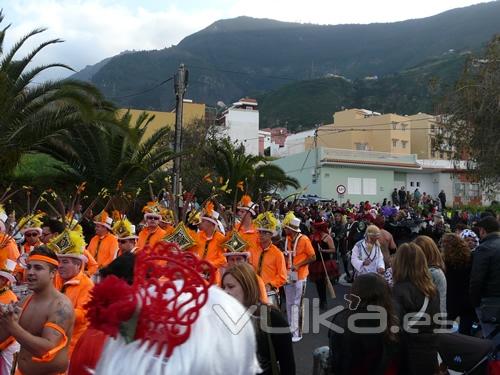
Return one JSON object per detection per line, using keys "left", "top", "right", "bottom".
{"left": 2, "top": 0, "right": 219, "bottom": 79}
{"left": 1, "top": 0, "right": 487, "bottom": 80}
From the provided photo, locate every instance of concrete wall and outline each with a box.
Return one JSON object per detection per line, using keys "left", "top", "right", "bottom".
{"left": 272, "top": 150, "right": 397, "bottom": 202}
{"left": 406, "top": 173, "right": 437, "bottom": 197}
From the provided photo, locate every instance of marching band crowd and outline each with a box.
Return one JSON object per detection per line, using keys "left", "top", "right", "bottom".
{"left": 0, "top": 188, "right": 499, "bottom": 374}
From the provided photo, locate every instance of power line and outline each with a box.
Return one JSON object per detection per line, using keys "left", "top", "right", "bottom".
{"left": 109, "top": 76, "right": 174, "bottom": 99}
{"left": 316, "top": 116, "right": 438, "bottom": 132}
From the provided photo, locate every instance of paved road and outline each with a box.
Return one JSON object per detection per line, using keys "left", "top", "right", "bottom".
{"left": 288, "top": 278, "right": 351, "bottom": 375}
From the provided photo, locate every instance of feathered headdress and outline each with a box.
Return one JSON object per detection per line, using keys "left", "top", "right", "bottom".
{"left": 254, "top": 211, "right": 279, "bottom": 235}
{"left": 17, "top": 212, "right": 44, "bottom": 234}
{"left": 112, "top": 217, "right": 137, "bottom": 240}
{"left": 47, "top": 229, "right": 87, "bottom": 261}
{"left": 94, "top": 211, "right": 113, "bottom": 230}
{"left": 237, "top": 194, "right": 257, "bottom": 216}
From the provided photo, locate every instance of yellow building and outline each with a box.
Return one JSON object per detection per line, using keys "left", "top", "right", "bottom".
{"left": 118, "top": 101, "right": 206, "bottom": 139}
{"left": 406, "top": 112, "right": 449, "bottom": 159}
{"left": 313, "top": 109, "right": 412, "bottom": 154}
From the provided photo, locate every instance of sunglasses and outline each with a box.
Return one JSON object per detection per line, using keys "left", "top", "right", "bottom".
{"left": 118, "top": 239, "right": 131, "bottom": 244}
{"left": 25, "top": 232, "right": 40, "bottom": 237}
{"left": 146, "top": 216, "right": 160, "bottom": 221}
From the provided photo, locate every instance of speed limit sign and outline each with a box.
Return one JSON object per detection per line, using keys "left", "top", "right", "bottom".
{"left": 336, "top": 184, "right": 346, "bottom": 195}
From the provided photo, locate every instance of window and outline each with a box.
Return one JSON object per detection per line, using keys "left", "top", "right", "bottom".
{"left": 401, "top": 140, "right": 408, "bottom": 149}
{"left": 392, "top": 122, "right": 398, "bottom": 130}
{"left": 401, "top": 123, "right": 408, "bottom": 131}
{"left": 348, "top": 177, "right": 362, "bottom": 195}
{"left": 410, "top": 181, "right": 414, "bottom": 187}
{"left": 392, "top": 139, "right": 398, "bottom": 147}
{"left": 454, "top": 183, "right": 466, "bottom": 197}
{"left": 469, "top": 183, "right": 480, "bottom": 198}
{"left": 363, "top": 178, "right": 377, "bottom": 195}
{"left": 417, "top": 182, "right": 420, "bottom": 187}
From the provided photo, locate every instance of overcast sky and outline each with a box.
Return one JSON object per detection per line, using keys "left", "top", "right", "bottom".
{"left": 1, "top": 0, "right": 491, "bottom": 79}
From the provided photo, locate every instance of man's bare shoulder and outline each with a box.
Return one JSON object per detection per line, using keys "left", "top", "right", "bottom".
{"left": 49, "top": 292, "right": 75, "bottom": 329}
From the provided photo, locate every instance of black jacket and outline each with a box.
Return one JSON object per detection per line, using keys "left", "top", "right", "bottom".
{"left": 469, "top": 232, "right": 500, "bottom": 307}
{"left": 393, "top": 281, "right": 440, "bottom": 375}
{"left": 329, "top": 309, "right": 400, "bottom": 375}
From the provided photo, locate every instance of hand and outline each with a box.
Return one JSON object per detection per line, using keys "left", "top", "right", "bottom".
{"left": 377, "top": 267, "right": 385, "bottom": 274}
{"left": 362, "top": 259, "right": 371, "bottom": 266}
{"left": 0, "top": 303, "right": 21, "bottom": 332}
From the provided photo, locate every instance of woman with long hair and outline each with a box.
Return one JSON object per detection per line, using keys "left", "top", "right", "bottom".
{"left": 392, "top": 243, "right": 440, "bottom": 375}
{"left": 441, "top": 233, "right": 477, "bottom": 335}
{"left": 329, "top": 273, "right": 400, "bottom": 374}
{"left": 413, "top": 235, "right": 447, "bottom": 314}
{"left": 222, "top": 263, "right": 296, "bottom": 375}
{"left": 309, "top": 218, "right": 338, "bottom": 310}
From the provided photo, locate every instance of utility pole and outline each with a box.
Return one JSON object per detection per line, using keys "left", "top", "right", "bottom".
{"left": 313, "top": 124, "right": 319, "bottom": 184}
{"left": 173, "top": 64, "right": 188, "bottom": 213}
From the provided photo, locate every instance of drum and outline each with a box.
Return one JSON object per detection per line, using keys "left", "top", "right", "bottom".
{"left": 267, "top": 289, "right": 280, "bottom": 307}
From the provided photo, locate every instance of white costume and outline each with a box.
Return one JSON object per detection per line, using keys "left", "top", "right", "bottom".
{"left": 350, "top": 239, "right": 385, "bottom": 276}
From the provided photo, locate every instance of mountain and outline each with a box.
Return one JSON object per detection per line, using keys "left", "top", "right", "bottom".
{"left": 257, "top": 52, "right": 468, "bottom": 131}
{"left": 72, "top": 1, "right": 500, "bottom": 112}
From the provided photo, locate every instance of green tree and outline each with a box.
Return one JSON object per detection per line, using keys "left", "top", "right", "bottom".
{"left": 207, "top": 138, "right": 299, "bottom": 205}
{"left": 36, "top": 111, "right": 176, "bottom": 194}
{"left": 0, "top": 11, "right": 113, "bottom": 176}
{"left": 438, "top": 35, "right": 500, "bottom": 190}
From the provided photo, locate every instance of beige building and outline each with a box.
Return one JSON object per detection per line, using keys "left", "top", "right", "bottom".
{"left": 311, "top": 109, "right": 411, "bottom": 154}
{"left": 305, "top": 108, "right": 447, "bottom": 159}
{"left": 118, "top": 101, "right": 206, "bottom": 139}
{"left": 406, "top": 112, "right": 450, "bottom": 159}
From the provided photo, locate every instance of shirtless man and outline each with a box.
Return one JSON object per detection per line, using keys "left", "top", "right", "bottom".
{"left": 0, "top": 246, "right": 74, "bottom": 375}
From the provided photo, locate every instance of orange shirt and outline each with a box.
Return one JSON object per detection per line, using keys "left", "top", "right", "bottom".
{"left": 21, "top": 240, "right": 42, "bottom": 255}
{"left": 83, "top": 250, "right": 98, "bottom": 276}
{"left": 0, "top": 235, "right": 20, "bottom": 262}
{"left": 286, "top": 234, "right": 315, "bottom": 280}
{"left": 251, "top": 243, "right": 287, "bottom": 289}
{"left": 137, "top": 227, "right": 167, "bottom": 251}
{"left": 59, "top": 272, "right": 94, "bottom": 356}
{"left": 235, "top": 223, "right": 260, "bottom": 262}
{"left": 191, "top": 230, "right": 227, "bottom": 269}
{"left": 161, "top": 224, "right": 175, "bottom": 237}
{"left": 87, "top": 233, "right": 118, "bottom": 269}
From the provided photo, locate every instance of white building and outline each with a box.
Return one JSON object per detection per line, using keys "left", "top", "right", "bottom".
{"left": 217, "top": 98, "right": 259, "bottom": 155}
{"left": 271, "top": 129, "right": 315, "bottom": 157}
{"left": 258, "top": 130, "right": 272, "bottom": 155}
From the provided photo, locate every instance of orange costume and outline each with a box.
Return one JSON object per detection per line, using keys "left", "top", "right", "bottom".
{"left": 87, "top": 233, "right": 118, "bottom": 269}
{"left": 137, "top": 227, "right": 167, "bottom": 251}
{"left": 0, "top": 288, "right": 18, "bottom": 351}
{"left": 59, "top": 272, "right": 94, "bottom": 356}
{"left": 83, "top": 250, "right": 98, "bottom": 276}
{"left": 252, "top": 243, "right": 288, "bottom": 289}
{"left": 234, "top": 222, "right": 260, "bottom": 263}
{"left": 191, "top": 230, "right": 227, "bottom": 269}
{"left": 0, "top": 235, "right": 20, "bottom": 262}
{"left": 286, "top": 234, "right": 315, "bottom": 280}
{"left": 21, "top": 240, "right": 42, "bottom": 255}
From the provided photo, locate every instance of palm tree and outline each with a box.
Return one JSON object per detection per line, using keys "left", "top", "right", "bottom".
{"left": 208, "top": 138, "right": 299, "bottom": 204}
{"left": 35, "top": 111, "right": 176, "bottom": 194}
{"left": 0, "top": 11, "right": 113, "bottom": 176}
